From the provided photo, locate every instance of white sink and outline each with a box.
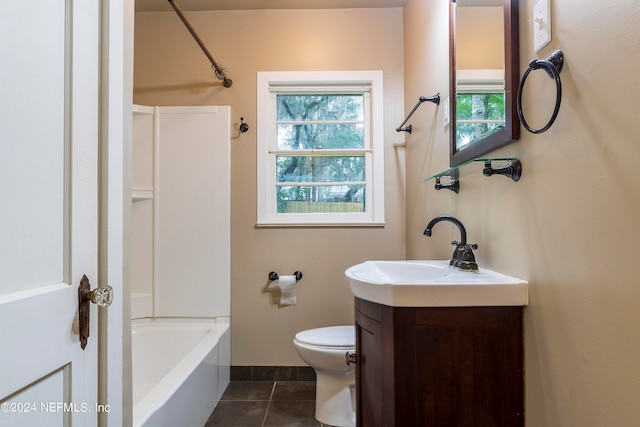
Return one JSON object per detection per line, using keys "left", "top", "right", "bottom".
{"left": 345, "top": 260, "right": 528, "bottom": 307}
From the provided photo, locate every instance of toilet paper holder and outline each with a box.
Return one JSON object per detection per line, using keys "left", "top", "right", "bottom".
{"left": 268, "top": 271, "right": 303, "bottom": 282}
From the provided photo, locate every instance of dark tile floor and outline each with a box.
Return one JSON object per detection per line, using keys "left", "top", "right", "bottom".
{"left": 205, "top": 381, "right": 322, "bottom": 426}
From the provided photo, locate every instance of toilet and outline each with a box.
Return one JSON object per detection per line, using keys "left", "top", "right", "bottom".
{"left": 294, "top": 325, "right": 356, "bottom": 427}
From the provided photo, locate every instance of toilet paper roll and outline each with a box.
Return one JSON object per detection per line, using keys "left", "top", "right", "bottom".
{"left": 274, "top": 275, "right": 297, "bottom": 306}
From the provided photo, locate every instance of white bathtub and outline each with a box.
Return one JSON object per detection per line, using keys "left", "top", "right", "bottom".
{"left": 131, "top": 318, "right": 230, "bottom": 427}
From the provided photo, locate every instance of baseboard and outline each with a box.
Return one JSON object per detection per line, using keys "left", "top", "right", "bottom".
{"left": 230, "top": 366, "right": 316, "bottom": 381}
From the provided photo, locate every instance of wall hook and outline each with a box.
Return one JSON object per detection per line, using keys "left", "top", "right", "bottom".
{"left": 239, "top": 117, "right": 249, "bottom": 133}
{"left": 232, "top": 117, "right": 250, "bottom": 139}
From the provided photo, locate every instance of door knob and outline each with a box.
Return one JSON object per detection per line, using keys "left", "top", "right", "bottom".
{"left": 84, "top": 285, "right": 114, "bottom": 307}
{"left": 78, "top": 275, "right": 113, "bottom": 349}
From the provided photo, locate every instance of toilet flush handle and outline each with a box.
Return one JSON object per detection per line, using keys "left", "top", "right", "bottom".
{"left": 345, "top": 352, "right": 357, "bottom": 366}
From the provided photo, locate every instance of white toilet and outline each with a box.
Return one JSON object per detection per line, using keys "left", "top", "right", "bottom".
{"left": 294, "top": 325, "right": 356, "bottom": 427}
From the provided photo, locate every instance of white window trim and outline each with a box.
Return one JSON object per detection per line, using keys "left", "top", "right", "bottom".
{"left": 456, "top": 69, "right": 505, "bottom": 93}
{"left": 257, "top": 70, "right": 385, "bottom": 227}
{"left": 456, "top": 69, "right": 506, "bottom": 127}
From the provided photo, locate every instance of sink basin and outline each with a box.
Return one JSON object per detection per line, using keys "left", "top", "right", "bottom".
{"left": 345, "top": 260, "right": 528, "bottom": 307}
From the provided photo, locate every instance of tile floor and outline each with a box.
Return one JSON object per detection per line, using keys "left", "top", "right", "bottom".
{"left": 205, "top": 381, "right": 322, "bottom": 426}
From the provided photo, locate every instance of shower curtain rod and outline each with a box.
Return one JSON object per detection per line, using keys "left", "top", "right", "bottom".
{"left": 168, "top": 0, "right": 233, "bottom": 88}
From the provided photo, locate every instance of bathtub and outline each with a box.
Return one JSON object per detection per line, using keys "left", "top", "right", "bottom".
{"left": 131, "top": 318, "right": 230, "bottom": 427}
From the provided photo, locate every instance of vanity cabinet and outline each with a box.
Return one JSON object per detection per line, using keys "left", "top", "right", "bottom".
{"left": 354, "top": 298, "right": 524, "bottom": 427}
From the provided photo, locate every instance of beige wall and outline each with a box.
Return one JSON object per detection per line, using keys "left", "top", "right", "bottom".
{"left": 404, "top": 0, "right": 640, "bottom": 425}
{"left": 135, "top": 2, "right": 640, "bottom": 422}
{"left": 456, "top": 6, "right": 504, "bottom": 70}
{"left": 134, "top": 8, "right": 406, "bottom": 365}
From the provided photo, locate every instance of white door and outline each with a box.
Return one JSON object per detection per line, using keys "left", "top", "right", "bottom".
{"left": 0, "top": 1, "right": 105, "bottom": 425}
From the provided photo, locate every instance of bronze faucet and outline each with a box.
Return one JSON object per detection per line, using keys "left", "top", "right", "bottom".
{"left": 423, "top": 215, "right": 479, "bottom": 272}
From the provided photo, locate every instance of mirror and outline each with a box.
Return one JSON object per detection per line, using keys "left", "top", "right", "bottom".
{"left": 449, "top": 0, "right": 520, "bottom": 167}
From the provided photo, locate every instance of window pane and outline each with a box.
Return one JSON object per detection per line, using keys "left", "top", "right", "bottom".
{"left": 276, "top": 156, "right": 365, "bottom": 183}
{"left": 277, "top": 94, "right": 364, "bottom": 121}
{"left": 277, "top": 185, "right": 365, "bottom": 213}
{"left": 276, "top": 123, "right": 364, "bottom": 150}
{"left": 456, "top": 92, "right": 505, "bottom": 148}
{"left": 456, "top": 93, "right": 505, "bottom": 121}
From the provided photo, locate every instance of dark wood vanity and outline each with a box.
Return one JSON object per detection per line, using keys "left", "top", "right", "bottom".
{"left": 354, "top": 297, "right": 524, "bottom": 427}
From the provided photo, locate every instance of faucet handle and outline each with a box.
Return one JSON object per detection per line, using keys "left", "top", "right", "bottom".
{"left": 448, "top": 241, "right": 462, "bottom": 267}
{"left": 457, "top": 243, "right": 479, "bottom": 272}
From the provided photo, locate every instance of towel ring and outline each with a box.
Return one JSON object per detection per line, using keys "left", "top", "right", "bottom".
{"left": 516, "top": 50, "right": 564, "bottom": 134}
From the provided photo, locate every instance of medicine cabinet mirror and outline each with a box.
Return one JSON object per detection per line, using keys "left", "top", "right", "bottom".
{"left": 449, "top": 0, "right": 520, "bottom": 167}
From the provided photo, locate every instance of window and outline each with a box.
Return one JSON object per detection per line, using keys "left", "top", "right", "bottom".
{"left": 456, "top": 69, "right": 505, "bottom": 149}
{"left": 257, "top": 71, "right": 384, "bottom": 226}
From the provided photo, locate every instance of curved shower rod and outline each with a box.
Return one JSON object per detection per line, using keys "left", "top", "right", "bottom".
{"left": 168, "top": 0, "right": 233, "bottom": 88}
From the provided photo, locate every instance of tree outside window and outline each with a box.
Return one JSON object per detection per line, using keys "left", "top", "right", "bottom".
{"left": 275, "top": 94, "right": 366, "bottom": 213}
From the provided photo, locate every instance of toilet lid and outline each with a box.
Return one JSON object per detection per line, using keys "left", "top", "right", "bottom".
{"left": 295, "top": 325, "right": 355, "bottom": 348}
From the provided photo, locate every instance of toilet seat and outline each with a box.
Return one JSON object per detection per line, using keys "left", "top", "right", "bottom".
{"left": 294, "top": 326, "right": 354, "bottom": 348}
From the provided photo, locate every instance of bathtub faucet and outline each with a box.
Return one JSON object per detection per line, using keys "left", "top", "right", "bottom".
{"left": 423, "top": 215, "right": 479, "bottom": 272}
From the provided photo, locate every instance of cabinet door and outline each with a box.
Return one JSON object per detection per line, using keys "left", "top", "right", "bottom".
{"left": 355, "top": 309, "right": 382, "bottom": 427}
{"left": 413, "top": 307, "right": 524, "bottom": 426}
